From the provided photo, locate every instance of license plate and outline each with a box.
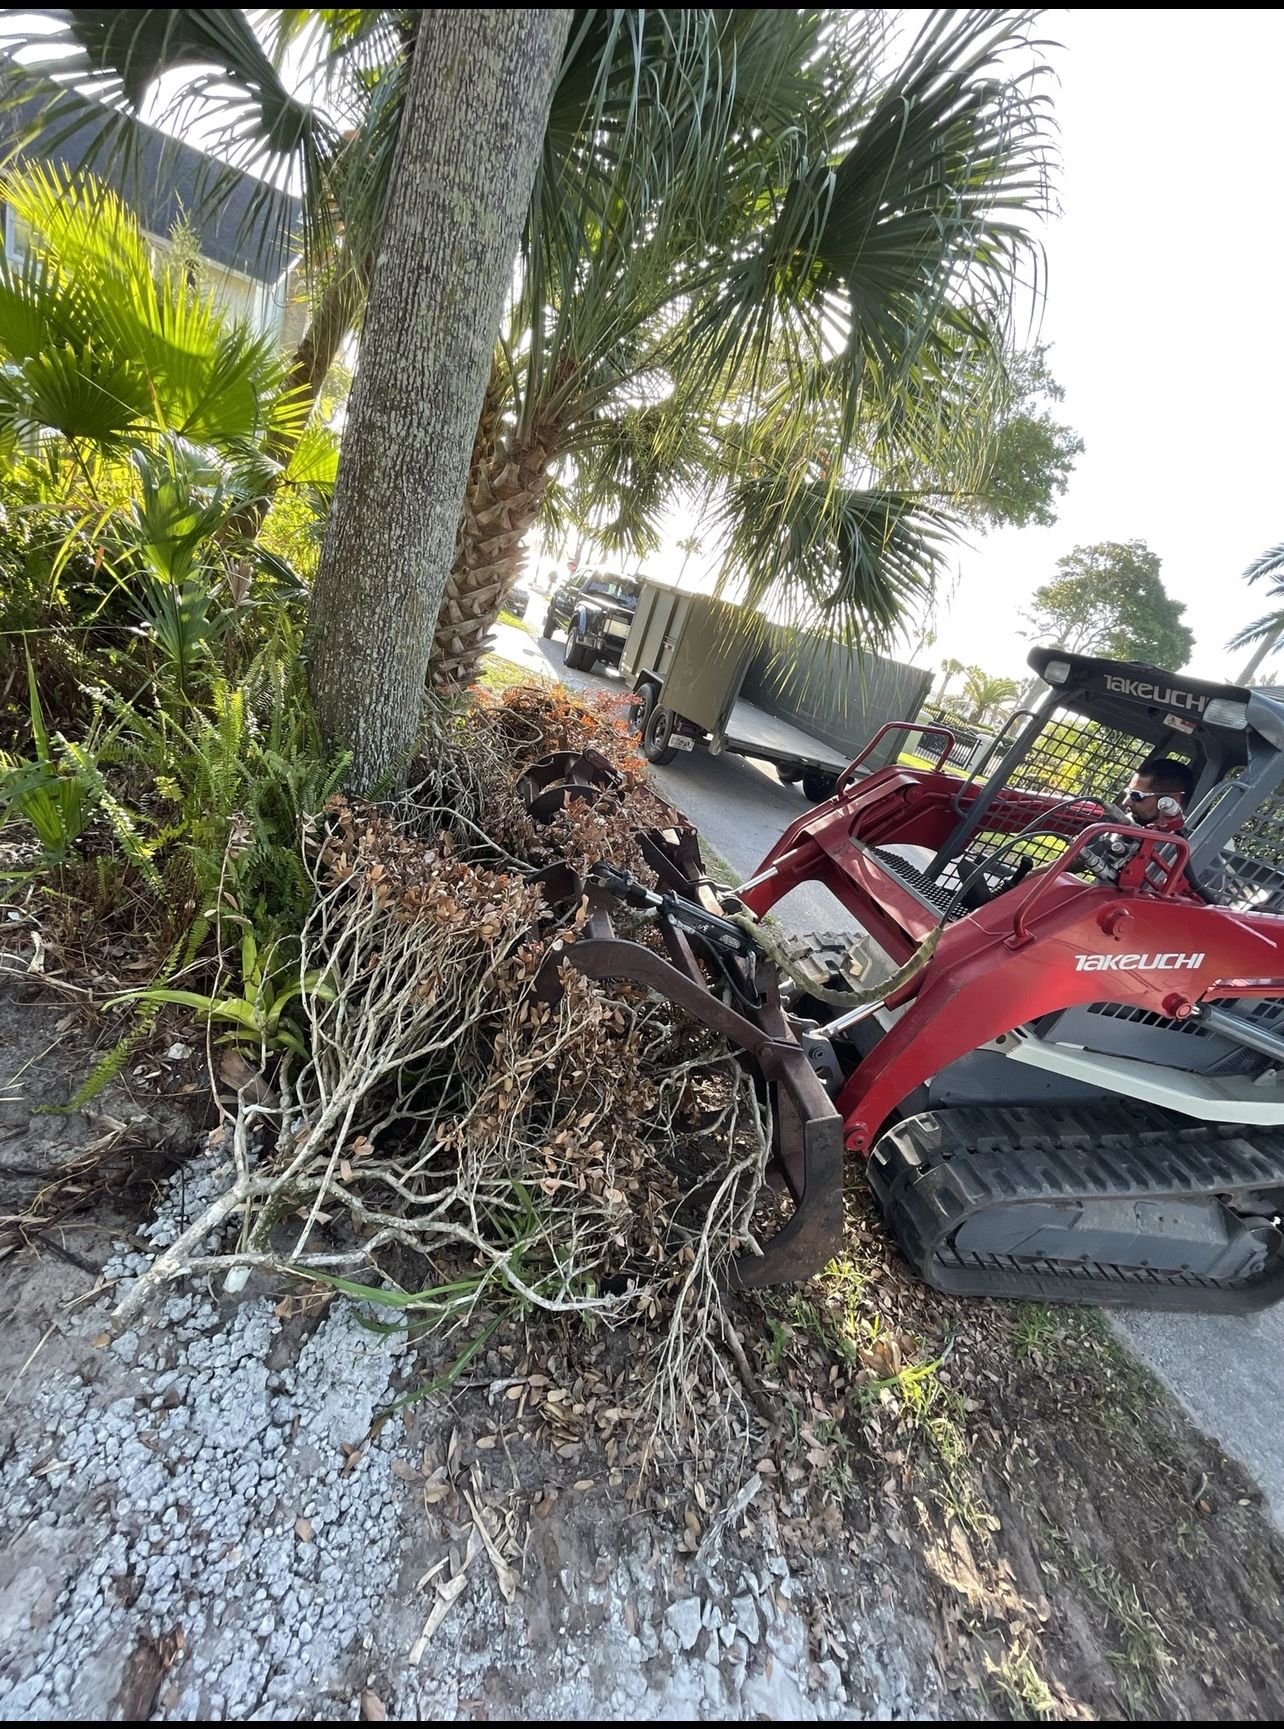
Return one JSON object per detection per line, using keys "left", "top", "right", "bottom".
{"left": 671, "top": 733, "right": 695, "bottom": 751}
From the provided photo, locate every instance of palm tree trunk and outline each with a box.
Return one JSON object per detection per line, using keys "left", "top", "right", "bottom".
{"left": 269, "top": 265, "right": 368, "bottom": 457}
{"left": 1236, "top": 626, "right": 1284, "bottom": 687}
{"left": 427, "top": 416, "right": 564, "bottom": 691}
{"left": 307, "top": 8, "right": 572, "bottom": 791}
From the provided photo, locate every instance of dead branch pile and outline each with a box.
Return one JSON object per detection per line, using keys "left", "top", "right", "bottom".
{"left": 118, "top": 685, "right": 771, "bottom": 1438}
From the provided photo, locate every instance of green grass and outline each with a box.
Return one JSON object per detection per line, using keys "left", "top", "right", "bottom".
{"left": 982, "top": 1645, "right": 1059, "bottom": 1721}
{"left": 698, "top": 834, "right": 743, "bottom": 889}
{"left": 1012, "top": 1302, "right": 1065, "bottom": 1361}
{"left": 1042, "top": 1523, "right": 1170, "bottom": 1708}
{"left": 497, "top": 610, "right": 530, "bottom": 632}
{"left": 896, "top": 749, "right": 940, "bottom": 772}
{"left": 475, "top": 656, "right": 534, "bottom": 694}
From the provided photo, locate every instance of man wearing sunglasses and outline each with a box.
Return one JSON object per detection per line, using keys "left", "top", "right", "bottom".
{"left": 1075, "top": 756, "right": 1196, "bottom": 895}
{"left": 1121, "top": 757, "right": 1195, "bottom": 828}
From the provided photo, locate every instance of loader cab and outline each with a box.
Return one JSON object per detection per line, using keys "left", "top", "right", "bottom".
{"left": 917, "top": 647, "right": 1284, "bottom": 916}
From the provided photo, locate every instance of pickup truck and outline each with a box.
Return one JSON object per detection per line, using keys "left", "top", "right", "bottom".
{"left": 541, "top": 571, "right": 642, "bottom": 672}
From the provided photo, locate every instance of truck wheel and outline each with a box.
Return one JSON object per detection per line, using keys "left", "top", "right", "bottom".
{"left": 542, "top": 607, "right": 558, "bottom": 640}
{"left": 563, "top": 630, "right": 594, "bottom": 673}
{"left": 631, "top": 681, "right": 659, "bottom": 739}
{"left": 802, "top": 771, "right": 838, "bottom": 803}
{"left": 643, "top": 704, "right": 680, "bottom": 765}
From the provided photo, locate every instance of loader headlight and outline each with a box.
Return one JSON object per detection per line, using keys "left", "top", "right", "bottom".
{"left": 1203, "top": 697, "right": 1249, "bottom": 729}
{"left": 1042, "top": 658, "right": 1072, "bottom": 686}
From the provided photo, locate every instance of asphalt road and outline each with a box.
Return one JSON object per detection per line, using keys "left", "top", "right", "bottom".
{"left": 493, "top": 616, "right": 1284, "bottom": 1525}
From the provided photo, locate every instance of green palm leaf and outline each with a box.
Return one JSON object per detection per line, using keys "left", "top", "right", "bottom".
{"left": 0, "top": 162, "right": 288, "bottom": 453}
{"left": 1, "top": 11, "right": 337, "bottom": 266}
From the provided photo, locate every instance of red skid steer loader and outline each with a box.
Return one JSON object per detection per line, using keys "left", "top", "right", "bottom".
{"left": 520, "top": 648, "right": 1284, "bottom": 1312}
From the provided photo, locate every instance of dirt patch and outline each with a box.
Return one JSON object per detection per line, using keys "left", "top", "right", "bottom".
{"left": 3, "top": 974, "right": 1284, "bottom": 1720}
{"left": 744, "top": 1194, "right": 1284, "bottom": 1720}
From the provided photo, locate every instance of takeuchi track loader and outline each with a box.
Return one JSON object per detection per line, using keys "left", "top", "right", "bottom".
{"left": 519, "top": 647, "right": 1284, "bottom": 1312}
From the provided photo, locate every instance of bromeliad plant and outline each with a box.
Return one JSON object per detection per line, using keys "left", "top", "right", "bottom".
{"left": 108, "top": 913, "right": 338, "bottom": 1060}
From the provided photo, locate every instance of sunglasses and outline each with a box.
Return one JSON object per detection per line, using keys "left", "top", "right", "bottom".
{"left": 1122, "top": 789, "right": 1158, "bottom": 804}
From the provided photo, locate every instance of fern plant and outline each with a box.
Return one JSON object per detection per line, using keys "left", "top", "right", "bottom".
{"left": 0, "top": 651, "right": 98, "bottom": 863}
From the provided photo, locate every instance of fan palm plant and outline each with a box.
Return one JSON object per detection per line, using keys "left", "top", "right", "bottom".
{"left": 0, "top": 163, "right": 331, "bottom": 690}
{"left": 429, "top": 7, "right": 1056, "bottom": 684}
{"left": 0, "top": 163, "right": 297, "bottom": 460}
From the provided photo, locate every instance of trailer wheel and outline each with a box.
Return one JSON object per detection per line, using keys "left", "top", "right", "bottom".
{"left": 643, "top": 704, "right": 680, "bottom": 765}
{"left": 777, "top": 764, "right": 803, "bottom": 784}
{"left": 802, "top": 770, "right": 838, "bottom": 803}
{"left": 631, "top": 681, "right": 659, "bottom": 739}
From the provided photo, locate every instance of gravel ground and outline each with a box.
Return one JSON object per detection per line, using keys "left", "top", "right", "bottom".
{"left": 0, "top": 1146, "right": 938, "bottom": 1721}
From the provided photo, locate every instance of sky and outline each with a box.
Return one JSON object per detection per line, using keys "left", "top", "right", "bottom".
{"left": 640, "top": 8, "right": 1284, "bottom": 687}
{"left": 934, "top": 7, "right": 1284, "bottom": 688}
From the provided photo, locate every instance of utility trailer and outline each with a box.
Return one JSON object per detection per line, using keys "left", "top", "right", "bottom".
{"left": 620, "top": 581, "right": 931, "bottom": 801}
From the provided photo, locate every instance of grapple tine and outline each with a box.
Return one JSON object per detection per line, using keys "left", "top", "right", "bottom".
{"left": 518, "top": 750, "right": 623, "bottom": 824}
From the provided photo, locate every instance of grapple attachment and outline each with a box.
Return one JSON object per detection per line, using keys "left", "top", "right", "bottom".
{"left": 517, "top": 752, "right": 844, "bottom": 1288}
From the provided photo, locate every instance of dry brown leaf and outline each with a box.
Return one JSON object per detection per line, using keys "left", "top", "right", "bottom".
{"left": 408, "top": 1569, "right": 471, "bottom": 1665}
{"left": 461, "top": 1488, "right": 518, "bottom": 1603}
{"left": 218, "top": 1049, "right": 256, "bottom": 1089}
{"left": 294, "top": 1518, "right": 314, "bottom": 1543}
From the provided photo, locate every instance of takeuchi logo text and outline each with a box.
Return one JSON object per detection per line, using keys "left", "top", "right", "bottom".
{"left": 1101, "top": 675, "right": 1207, "bottom": 713}
{"left": 1073, "top": 952, "right": 1205, "bottom": 973}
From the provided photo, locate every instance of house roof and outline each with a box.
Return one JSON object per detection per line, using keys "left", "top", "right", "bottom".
{"left": 1, "top": 78, "right": 301, "bottom": 284}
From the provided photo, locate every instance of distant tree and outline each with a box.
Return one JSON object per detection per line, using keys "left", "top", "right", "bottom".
{"left": 966, "top": 346, "right": 1084, "bottom": 530}
{"left": 935, "top": 656, "right": 967, "bottom": 703}
{"left": 676, "top": 533, "right": 703, "bottom": 580}
{"left": 1228, "top": 541, "right": 1284, "bottom": 683}
{"left": 1026, "top": 540, "right": 1194, "bottom": 669}
{"left": 960, "top": 667, "right": 1020, "bottom": 725}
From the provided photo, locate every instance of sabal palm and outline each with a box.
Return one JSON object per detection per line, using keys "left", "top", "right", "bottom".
{"left": 936, "top": 657, "right": 967, "bottom": 702}
{"left": 432, "top": 8, "right": 1056, "bottom": 683}
{"left": 5, "top": 9, "right": 1056, "bottom": 687}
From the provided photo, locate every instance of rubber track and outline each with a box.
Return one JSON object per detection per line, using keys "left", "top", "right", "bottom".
{"left": 868, "top": 1102, "right": 1284, "bottom": 1313}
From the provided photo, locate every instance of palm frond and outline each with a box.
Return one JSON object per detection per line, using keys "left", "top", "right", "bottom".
{"left": 712, "top": 467, "right": 951, "bottom": 651}
{"left": 683, "top": 9, "right": 1054, "bottom": 445}
{"left": 0, "top": 10, "right": 339, "bottom": 267}
{"left": 0, "top": 162, "right": 287, "bottom": 452}
{"left": 560, "top": 404, "right": 715, "bottom": 560}
{"left": 1227, "top": 610, "right": 1284, "bottom": 653}
{"left": 1243, "top": 542, "right": 1284, "bottom": 589}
